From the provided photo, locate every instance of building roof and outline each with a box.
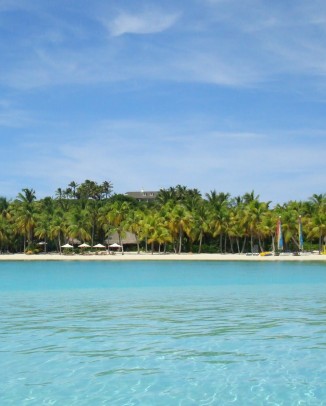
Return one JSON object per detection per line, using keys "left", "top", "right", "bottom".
{"left": 106, "top": 231, "right": 138, "bottom": 245}
{"left": 125, "top": 191, "right": 158, "bottom": 200}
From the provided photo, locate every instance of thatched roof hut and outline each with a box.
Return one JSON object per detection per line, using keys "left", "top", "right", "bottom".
{"left": 106, "top": 231, "right": 137, "bottom": 245}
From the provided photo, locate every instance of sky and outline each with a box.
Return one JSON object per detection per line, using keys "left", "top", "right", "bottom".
{"left": 0, "top": 0, "right": 325, "bottom": 204}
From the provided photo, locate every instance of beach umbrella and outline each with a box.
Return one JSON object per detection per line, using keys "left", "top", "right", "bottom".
{"left": 37, "top": 241, "right": 47, "bottom": 253}
{"left": 93, "top": 243, "right": 106, "bottom": 248}
{"left": 78, "top": 243, "right": 91, "bottom": 248}
{"left": 61, "top": 243, "right": 73, "bottom": 248}
{"left": 109, "top": 243, "right": 121, "bottom": 248}
{"left": 277, "top": 217, "right": 283, "bottom": 251}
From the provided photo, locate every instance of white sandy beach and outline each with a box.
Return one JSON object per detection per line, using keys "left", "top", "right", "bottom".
{"left": 0, "top": 252, "right": 325, "bottom": 261}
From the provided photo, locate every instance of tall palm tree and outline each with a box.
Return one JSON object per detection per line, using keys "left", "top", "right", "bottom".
{"left": 206, "top": 191, "right": 231, "bottom": 253}
{"left": 124, "top": 208, "right": 144, "bottom": 254}
{"left": 12, "top": 188, "right": 37, "bottom": 251}
{"left": 242, "top": 199, "right": 269, "bottom": 253}
{"left": 101, "top": 201, "right": 131, "bottom": 253}
{"left": 307, "top": 211, "right": 326, "bottom": 253}
{"left": 68, "top": 181, "right": 79, "bottom": 199}
{"left": 49, "top": 210, "right": 67, "bottom": 253}
{"left": 34, "top": 214, "right": 51, "bottom": 252}
{"left": 189, "top": 200, "right": 210, "bottom": 253}
{"left": 101, "top": 181, "right": 113, "bottom": 199}
{"left": 168, "top": 203, "right": 192, "bottom": 254}
{"left": 66, "top": 209, "right": 92, "bottom": 243}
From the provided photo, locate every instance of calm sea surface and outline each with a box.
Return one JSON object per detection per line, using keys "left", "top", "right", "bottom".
{"left": 1, "top": 260, "right": 326, "bottom": 405}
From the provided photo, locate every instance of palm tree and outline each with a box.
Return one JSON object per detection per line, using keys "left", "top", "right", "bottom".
{"left": 242, "top": 199, "right": 269, "bottom": 253}
{"left": 101, "top": 201, "right": 131, "bottom": 253}
{"left": 206, "top": 191, "right": 231, "bottom": 253}
{"left": 228, "top": 209, "right": 246, "bottom": 253}
{"left": 66, "top": 209, "right": 92, "bottom": 243}
{"left": 307, "top": 211, "right": 326, "bottom": 253}
{"left": 148, "top": 226, "right": 172, "bottom": 254}
{"left": 124, "top": 208, "right": 144, "bottom": 254}
{"left": 34, "top": 214, "right": 51, "bottom": 252}
{"left": 275, "top": 204, "right": 302, "bottom": 251}
{"left": 243, "top": 190, "right": 260, "bottom": 205}
{"left": 168, "top": 203, "right": 192, "bottom": 254}
{"left": 258, "top": 210, "right": 278, "bottom": 252}
{"left": 55, "top": 188, "right": 64, "bottom": 200}
{"left": 49, "top": 210, "right": 67, "bottom": 253}
{"left": 0, "top": 215, "right": 10, "bottom": 252}
{"left": 101, "top": 181, "right": 113, "bottom": 199}
{"left": 17, "top": 188, "right": 36, "bottom": 204}
{"left": 68, "top": 181, "right": 79, "bottom": 199}
{"left": 12, "top": 188, "right": 37, "bottom": 251}
{"left": 189, "top": 200, "right": 210, "bottom": 253}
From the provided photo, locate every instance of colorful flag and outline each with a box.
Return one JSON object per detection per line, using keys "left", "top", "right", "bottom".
{"left": 277, "top": 217, "right": 283, "bottom": 251}
{"left": 298, "top": 216, "right": 304, "bottom": 251}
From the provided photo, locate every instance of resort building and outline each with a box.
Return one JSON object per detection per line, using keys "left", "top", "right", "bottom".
{"left": 125, "top": 190, "right": 158, "bottom": 202}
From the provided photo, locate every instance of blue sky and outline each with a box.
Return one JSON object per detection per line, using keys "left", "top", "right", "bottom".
{"left": 0, "top": 0, "right": 325, "bottom": 203}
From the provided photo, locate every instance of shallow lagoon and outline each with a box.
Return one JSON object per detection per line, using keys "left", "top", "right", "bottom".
{"left": 1, "top": 261, "right": 326, "bottom": 405}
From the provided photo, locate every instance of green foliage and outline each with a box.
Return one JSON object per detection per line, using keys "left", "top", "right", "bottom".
{"left": 0, "top": 184, "right": 325, "bottom": 254}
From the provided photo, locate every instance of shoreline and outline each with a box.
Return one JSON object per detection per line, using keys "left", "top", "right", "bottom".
{"left": 0, "top": 252, "right": 325, "bottom": 262}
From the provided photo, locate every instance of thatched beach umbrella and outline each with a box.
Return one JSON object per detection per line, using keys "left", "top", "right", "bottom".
{"left": 93, "top": 243, "right": 106, "bottom": 248}
{"left": 78, "top": 243, "right": 91, "bottom": 248}
{"left": 109, "top": 243, "right": 121, "bottom": 249}
{"left": 61, "top": 243, "right": 73, "bottom": 248}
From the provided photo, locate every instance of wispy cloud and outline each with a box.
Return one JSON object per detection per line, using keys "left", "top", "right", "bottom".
{"left": 106, "top": 9, "right": 179, "bottom": 36}
{"left": 0, "top": 1, "right": 325, "bottom": 202}
{"left": 2, "top": 118, "right": 324, "bottom": 202}
{"left": 2, "top": 1, "right": 326, "bottom": 90}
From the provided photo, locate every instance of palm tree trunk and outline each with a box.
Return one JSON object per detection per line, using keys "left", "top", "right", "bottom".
{"left": 118, "top": 231, "right": 124, "bottom": 255}
{"left": 178, "top": 228, "right": 183, "bottom": 254}
{"left": 198, "top": 233, "right": 203, "bottom": 254}
{"left": 91, "top": 223, "right": 95, "bottom": 247}
{"left": 58, "top": 233, "right": 62, "bottom": 254}
{"left": 258, "top": 236, "right": 263, "bottom": 252}
{"left": 241, "top": 237, "right": 247, "bottom": 253}
{"left": 229, "top": 237, "right": 234, "bottom": 253}
{"left": 291, "top": 237, "right": 300, "bottom": 250}
{"left": 236, "top": 238, "right": 240, "bottom": 253}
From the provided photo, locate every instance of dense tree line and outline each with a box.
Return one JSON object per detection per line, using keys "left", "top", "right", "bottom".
{"left": 0, "top": 181, "right": 325, "bottom": 254}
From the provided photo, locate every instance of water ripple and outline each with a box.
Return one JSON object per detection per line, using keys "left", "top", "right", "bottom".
{"left": 1, "top": 262, "right": 326, "bottom": 404}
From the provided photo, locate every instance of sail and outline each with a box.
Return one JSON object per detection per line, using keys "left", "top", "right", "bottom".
{"left": 298, "top": 216, "right": 304, "bottom": 251}
{"left": 277, "top": 217, "right": 283, "bottom": 251}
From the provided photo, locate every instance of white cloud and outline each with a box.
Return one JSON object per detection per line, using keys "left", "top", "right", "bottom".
{"left": 2, "top": 1, "right": 326, "bottom": 91}
{"left": 2, "top": 118, "right": 323, "bottom": 203}
{"left": 107, "top": 9, "right": 179, "bottom": 36}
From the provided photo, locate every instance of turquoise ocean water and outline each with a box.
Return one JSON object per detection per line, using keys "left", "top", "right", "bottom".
{"left": 1, "top": 260, "right": 326, "bottom": 405}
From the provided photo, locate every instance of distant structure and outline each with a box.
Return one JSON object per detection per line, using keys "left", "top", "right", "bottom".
{"left": 106, "top": 231, "right": 137, "bottom": 246}
{"left": 125, "top": 189, "right": 159, "bottom": 202}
